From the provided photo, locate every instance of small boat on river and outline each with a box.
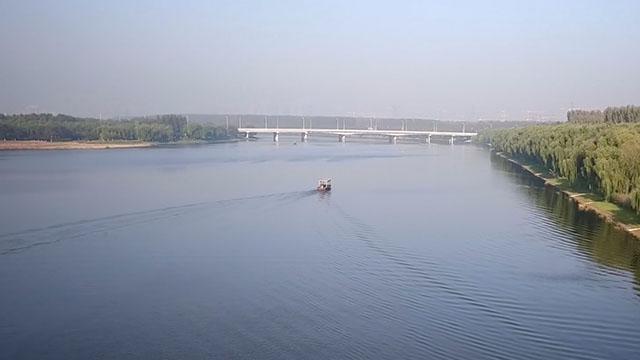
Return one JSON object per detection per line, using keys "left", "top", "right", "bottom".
{"left": 317, "top": 178, "right": 332, "bottom": 192}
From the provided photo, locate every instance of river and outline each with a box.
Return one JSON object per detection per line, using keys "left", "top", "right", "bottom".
{"left": 1, "top": 138, "right": 639, "bottom": 359}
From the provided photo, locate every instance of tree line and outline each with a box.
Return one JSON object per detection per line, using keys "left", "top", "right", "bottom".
{"left": 479, "top": 123, "right": 640, "bottom": 213}
{"left": 567, "top": 105, "right": 640, "bottom": 124}
{"left": 0, "top": 113, "right": 236, "bottom": 142}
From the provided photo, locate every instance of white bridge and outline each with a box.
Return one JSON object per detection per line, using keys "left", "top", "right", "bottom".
{"left": 238, "top": 127, "right": 477, "bottom": 144}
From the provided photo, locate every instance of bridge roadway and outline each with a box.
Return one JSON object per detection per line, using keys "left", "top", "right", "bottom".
{"left": 238, "top": 127, "right": 478, "bottom": 144}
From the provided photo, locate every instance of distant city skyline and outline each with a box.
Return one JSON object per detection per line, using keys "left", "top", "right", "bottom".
{"left": 1, "top": 0, "right": 639, "bottom": 121}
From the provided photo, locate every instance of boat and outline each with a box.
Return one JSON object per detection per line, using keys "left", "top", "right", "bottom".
{"left": 317, "top": 178, "right": 332, "bottom": 192}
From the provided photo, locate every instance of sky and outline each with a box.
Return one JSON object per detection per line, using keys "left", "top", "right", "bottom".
{"left": 1, "top": 0, "right": 639, "bottom": 121}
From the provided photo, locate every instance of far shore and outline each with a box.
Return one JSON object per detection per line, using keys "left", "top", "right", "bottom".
{"left": 0, "top": 140, "right": 154, "bottom": 150}
{"left": 0, "top": 139, "right": 240, "bottom": 151}
{"left": 495, "top": 151, "right": 640, "bottom": 240}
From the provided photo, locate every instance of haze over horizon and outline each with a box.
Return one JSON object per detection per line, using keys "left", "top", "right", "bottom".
{"left": 1, "top": 0, "right": 639, "bottom": 121}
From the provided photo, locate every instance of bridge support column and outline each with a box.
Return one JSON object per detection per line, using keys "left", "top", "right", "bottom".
{"left": 338, "top": 134, "right": 346, "bottom": 143}
{"left": 449, "top": 136, "right": 454, "bottom": 145}
{"left": 273, "top": 132, "right": 279, "bottom": 142}
{"left": 389, "top": 135, "right": 397, "bottom": 144}
{"left": 426, "top": 135, "right": 431, "bottom": 144}
{"left": 245, "top": 132, "right": 250, "bottom": 139}
{"left": 301, "top": 132, "right": 308, "bottom": 142}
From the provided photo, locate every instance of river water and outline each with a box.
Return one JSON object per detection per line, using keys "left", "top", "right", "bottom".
{"left": 1, "top": 138, "right": 639, "bottom": 359}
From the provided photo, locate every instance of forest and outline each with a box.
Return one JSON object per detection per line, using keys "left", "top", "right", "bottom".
{"left": 480, "top": 122, "right": 640, "bottom": 213}
{"left": 0, "top": 114, "right": 235, "bottom": 142}
{"left": 567, "top": 105, "right": 640, "bottom": 124}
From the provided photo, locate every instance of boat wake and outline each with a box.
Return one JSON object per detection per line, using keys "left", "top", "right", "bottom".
{"left": 320, "top": 203, "right": 599, "bottom": 360}
{"left": 0, "top": 190, "right": 316, "bottom": 255}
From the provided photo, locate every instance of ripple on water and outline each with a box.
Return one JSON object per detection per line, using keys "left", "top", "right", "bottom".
{"left": 309, "top": 199, "right": 640, "bottom": 360}
{"left": 2, "top": 145, "right": 640, "bottom": 360}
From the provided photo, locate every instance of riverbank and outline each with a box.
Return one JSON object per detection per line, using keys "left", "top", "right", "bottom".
{"left": 495, "top": 151, "right": 640, "bottom": 240}
{"left": 0, "top": 140, "right": 155, "bottom": 150}
{"left": 0, "top": 139, "right": 239, "bottom": 151}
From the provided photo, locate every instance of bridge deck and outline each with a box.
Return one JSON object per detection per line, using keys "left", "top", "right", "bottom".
{"left": 238, "top": 128, "right": 477, "bottom": 137}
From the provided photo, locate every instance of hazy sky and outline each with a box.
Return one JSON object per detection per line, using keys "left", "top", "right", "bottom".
{"left": 1, "top": 0, "right": 639, "bottom": 120}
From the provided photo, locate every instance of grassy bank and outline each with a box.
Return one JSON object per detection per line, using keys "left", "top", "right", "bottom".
{"left": 0, "top": 138, "right": 242, "bottom": 151}
{"left": 0, "top": 140, "right": 155, "bottom": 150}
{"left": 496, "top": 151, "right": 640, "bottom": 239}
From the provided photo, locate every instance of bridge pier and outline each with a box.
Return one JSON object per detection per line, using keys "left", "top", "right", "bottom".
{"left": 449, "top": 136, "right": 454, "bottom": 145}
{"left": 338, "top": 134, "right": 346, "bottom": 143}
{"left": 388, "top": 135, "right": 397, "bottom": 144}
{"left": 245, "top": 132, "right": 250, "bottom": 139}
{"left": 426, "top": 135, "right": 431, "bottom": 144}
{"left": 301, "top": 132, "right": 308, "bottom": 142}
{"left": 273, "top": 132, "right": 279, "bottom": 142}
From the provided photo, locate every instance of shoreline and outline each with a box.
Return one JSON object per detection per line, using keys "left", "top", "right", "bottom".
{"left": 0, "top": 139, "right": 239, "bottom": 151}
{"left": 494, "top": 150, "right": 640, "bottom": 240}
{"left": 0, "top": 140, "right": 154, "bottom": 150}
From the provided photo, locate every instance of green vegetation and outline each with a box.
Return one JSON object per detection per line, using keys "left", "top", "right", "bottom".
{"left": 567, "top": 105, "right": 640, "bottom": 124}
{"left": 0, "top": 113, "right": 236, "bottom": 143}
{"left": 480, "top": 122, "right": 640, "bottom": 214}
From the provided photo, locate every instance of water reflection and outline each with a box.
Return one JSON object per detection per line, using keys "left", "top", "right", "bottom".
{"left": 2, "top": 144, "right": 639, "bottom": 359}
{"left": 491, "top": 152, "right": 640, "bottom": 293}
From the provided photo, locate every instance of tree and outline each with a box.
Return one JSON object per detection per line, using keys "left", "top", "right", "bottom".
{"left": 482, "top": 122, "right": 640, "bottom": 213}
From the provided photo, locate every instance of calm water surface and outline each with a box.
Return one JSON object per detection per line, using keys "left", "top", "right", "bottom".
{"left": 1, "top": 139, "right": 639, "bottom": 359}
